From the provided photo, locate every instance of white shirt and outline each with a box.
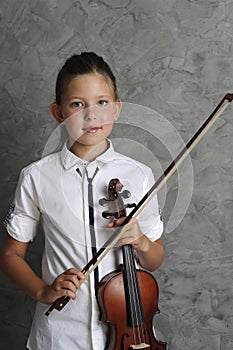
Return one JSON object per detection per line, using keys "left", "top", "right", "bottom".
{"left": 6, "top": 141, "right": 163, "bottom": 350}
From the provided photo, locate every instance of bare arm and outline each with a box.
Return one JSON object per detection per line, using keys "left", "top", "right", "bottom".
{"left": 132, "top": 236, "right": 164, "bottom": 272}
{"left": 0, "top": 235, "right": 84, "bottom": 304}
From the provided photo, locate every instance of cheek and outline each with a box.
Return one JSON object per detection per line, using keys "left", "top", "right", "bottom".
{"left": 101, "top": 110, "right": 115, "bottom": 125}
{"left": 102, "top": 123, "right": 114, "bottom": 136}
{"left": 63, "top": 113, "right": 83, "bottom": 140}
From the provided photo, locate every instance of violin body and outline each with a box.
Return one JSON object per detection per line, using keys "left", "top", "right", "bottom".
{"left": 97, "top": 266, "right": 167, "bottom": 350}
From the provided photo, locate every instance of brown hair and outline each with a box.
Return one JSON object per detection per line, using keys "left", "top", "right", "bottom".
{"left": 55, "top": 52, "right": 119, "bottom": 105}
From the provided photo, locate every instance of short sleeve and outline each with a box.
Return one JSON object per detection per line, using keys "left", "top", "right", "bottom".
{"left": 5, "top": 168, "right": 40, "bottom": 242}
{"left": 137, "top": 168, "right": 163, "bottom": 242}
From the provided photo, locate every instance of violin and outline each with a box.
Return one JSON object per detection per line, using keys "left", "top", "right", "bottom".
{"left": 96, "top": 178, "right": 167, "bottom": 350}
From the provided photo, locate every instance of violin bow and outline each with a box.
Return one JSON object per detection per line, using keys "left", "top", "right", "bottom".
{"left": 46, "top": 93, "right": 233, "bottom": 316}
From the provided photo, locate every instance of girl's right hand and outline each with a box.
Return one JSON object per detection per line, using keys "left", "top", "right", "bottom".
{"left": 38, "top": 268, "right": 85, "bottom": 305}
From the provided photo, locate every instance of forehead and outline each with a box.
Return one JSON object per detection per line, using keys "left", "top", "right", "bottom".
{"left": 63, "top": 73, "right": 115, "bottom": 99}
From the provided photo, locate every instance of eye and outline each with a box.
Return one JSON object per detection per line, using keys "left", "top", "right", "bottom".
{"left": 71, "top": 101, "right": 84, "bottom": 108}
{"left": 98, "top": 100, "right": 108, "bottom": 106}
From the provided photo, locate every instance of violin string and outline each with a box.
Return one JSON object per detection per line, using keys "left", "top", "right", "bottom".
{"left": 128, "top": 248, "right": 140, "bottom": 345}
{"left": 119, "top": 197, "right": 140, "bottom": 344}
{"left": 119, "top": 194, "right": 144, "bottom": 344}
{"left": 123, "top": 246, "right": 134, "bottom": 344}
{"left": 118, "top": 196, "right": 139, "bottom": 342}
{"left": 131, "top": 254, "right": 143, "bottom": 345}
{"left": 127, "top": 245, "right": 146, "bottom": 346}
{"left": 131, "top": 251, "right": 142, "bottom": 345}
{"left": 123, "top": 247, "right": 132, "bottom": 343}
{"left": 131, "top": 250, "right": 148, "bottom": 346}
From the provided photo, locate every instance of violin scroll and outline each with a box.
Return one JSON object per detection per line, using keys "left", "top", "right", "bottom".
{"left": 100, "top": 178, "right": 136, "bottom": 220}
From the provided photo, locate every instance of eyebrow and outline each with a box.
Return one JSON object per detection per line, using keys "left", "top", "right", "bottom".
{"left": 68, "top": 95, "right": 113, "bottom": 100}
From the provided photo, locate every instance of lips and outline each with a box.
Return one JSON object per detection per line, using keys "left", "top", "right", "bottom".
{"left": 83, "top": 126, "right": 102, "bottom": 134}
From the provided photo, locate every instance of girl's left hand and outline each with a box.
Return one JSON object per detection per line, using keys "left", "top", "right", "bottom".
{"left": 107, "top": 217, "right": 164, "bottom": 271}
{"left": 107, "top": 217, "right": 144, "bottom": 250}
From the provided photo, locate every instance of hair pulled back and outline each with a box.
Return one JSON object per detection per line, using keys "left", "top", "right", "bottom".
{"left": 55, "top": 52, "right": 119, "bottom": 105}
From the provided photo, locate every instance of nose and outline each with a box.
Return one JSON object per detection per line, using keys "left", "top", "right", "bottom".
{"left": 83, "top": 105, "right": 98, "bottom": 121}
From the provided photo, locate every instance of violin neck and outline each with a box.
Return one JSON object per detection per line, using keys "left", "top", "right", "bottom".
{"left": 122, "top": 244, "right": 144, "bottom": 327}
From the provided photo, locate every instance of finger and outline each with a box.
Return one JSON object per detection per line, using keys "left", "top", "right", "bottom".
{"left": 60, "top": 273, "right": 85, "bottom": 288}
{"left": 44, "top": 284, "right": 77, "bottom": 304}
{"left": 76, "top": 271, "right": 85, "bottom": 280}
{"left": 107, "top": 217, "right": 127, "bottom": 228}
{"left": 61, "top": 280, "right": 78, "bottom": 293}
{"left": 55, "top": 288, "right": 77, "bottom": 301}
{"left": 107, "top": 220, "right": 113, "bottom": 228}
{"left": 68, "top": 274, "right": 85, "bottom": 289}
{"left": 107, "top": 218, "right": 118, "bottom": 228}
{"left": 63, "top": 268, "right": 82, "bottom": 275}
{"left": 53, "top": 274, "right": 81, "bottom": 291}
{"left": 62, "top": 269, "right": 85, "bottom": 283}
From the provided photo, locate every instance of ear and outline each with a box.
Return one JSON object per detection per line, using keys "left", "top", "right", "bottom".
{"left": 113, "top": 99, "right": 122, "bottom": 121}
{"left": 50, "top": 102, "right": 63, "bottom": 124}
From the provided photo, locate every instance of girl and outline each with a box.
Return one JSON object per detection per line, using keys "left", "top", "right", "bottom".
{"left": 1, "top": 52, "right": 164, "bottom": 349}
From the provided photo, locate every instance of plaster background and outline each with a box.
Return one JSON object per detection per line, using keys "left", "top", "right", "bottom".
{"left": 1, "top": 1, "right": 233, "bottom": 349}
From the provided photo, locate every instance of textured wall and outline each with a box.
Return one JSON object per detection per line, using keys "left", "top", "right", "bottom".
{"left": 1, "top": 0, "right": 233, "bottom": 349}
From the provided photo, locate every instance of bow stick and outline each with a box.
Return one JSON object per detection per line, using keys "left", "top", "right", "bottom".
{"left": 46, "top": 93, "right": 233, "bottom": 316}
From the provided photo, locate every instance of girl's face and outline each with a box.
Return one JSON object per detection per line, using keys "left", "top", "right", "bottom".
{"left": 53, "top": 73, "right": 120, "bottom": 158}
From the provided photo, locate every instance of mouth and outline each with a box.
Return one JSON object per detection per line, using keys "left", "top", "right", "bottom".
{"left": 82, "top": 126, "right": 103, "bottom": 134}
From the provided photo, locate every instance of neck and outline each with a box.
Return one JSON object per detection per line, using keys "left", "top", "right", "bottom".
{"left": 70, "top": 139, "right": 109, "bottom": 162}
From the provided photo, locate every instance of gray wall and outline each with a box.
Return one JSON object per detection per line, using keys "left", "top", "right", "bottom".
{"left": 1, "top": 1, "right": 233, "bottom": 349}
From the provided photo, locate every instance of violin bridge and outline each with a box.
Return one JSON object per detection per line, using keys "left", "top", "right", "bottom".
{"left": 130, "top": 343, "right": 150, "bottom": 349}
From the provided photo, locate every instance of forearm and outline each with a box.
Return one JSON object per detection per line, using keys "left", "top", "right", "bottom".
{"left": 1, "top": 253, "right": 48, "bottom": 301}
{"left": 134, "top": 236, "right": 164, "bottom": 272}
{"left": 1, "top": 234, "right": 86, "bottom": 306}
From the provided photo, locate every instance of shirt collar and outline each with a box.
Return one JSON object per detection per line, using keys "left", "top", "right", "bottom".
{"left": 61, "top": 139, "right": 117, "bottom": 170}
